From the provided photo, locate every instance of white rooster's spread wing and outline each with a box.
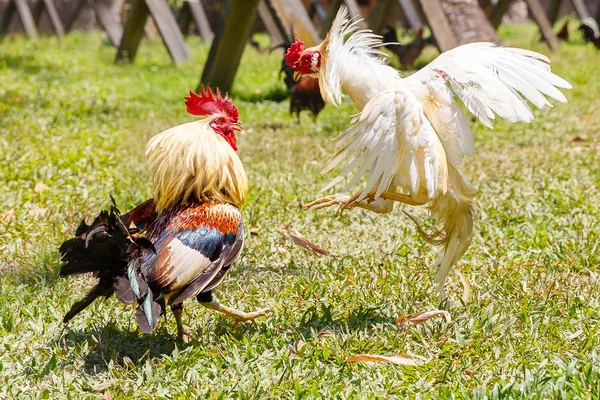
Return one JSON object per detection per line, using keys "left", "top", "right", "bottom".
{"left": 404, "top": 43, "right": 571, "bottom": 165}
{"left": 320, "top": 40, "right": 570, "bottom": 203}
{"left": 323, "top": 89, "right": 448, "bottom": 202}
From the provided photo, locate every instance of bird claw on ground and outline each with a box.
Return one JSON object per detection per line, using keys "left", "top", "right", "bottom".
{"left": 302, "top": 194, "right": 351, "bottom": 211}
{"left": 234, "top": 307, "right": 272, "bottom": 322}
{"left": 338, "top": 190, "right": 378, "bottom": 212}
{"left": 231, "top": 307, "right": 272, "bottom": 324}
{"left": 177, "top": 328, "right": 196, "bottom": 343}
{"left": 337, "top": 199, "right": 356, "bottom": 213}
{"left": 337, "top": 192, "right": 367, "bottom": 212}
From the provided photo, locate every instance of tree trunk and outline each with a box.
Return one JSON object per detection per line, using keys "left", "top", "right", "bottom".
{"left": 442, "top": 0, "right": 500, "bottom": 45}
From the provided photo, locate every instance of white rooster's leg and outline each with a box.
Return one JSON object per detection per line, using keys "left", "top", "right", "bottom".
{"left": 340, "top": 189, "right": 428, "bottom": 210}
{"left": 354, "top": 198, "right": 395, "bottom": 214}
{"left": 304, "top": 190, "right": 427, "bottom": 213}
{"left": 303, "top": 193, "right": 394, "bottom": 213}
{"left": 200, "top": 299, "right": 271, "bottom": 323}
{"left": 378, "top": 191, "right": 428, "bottom": 206}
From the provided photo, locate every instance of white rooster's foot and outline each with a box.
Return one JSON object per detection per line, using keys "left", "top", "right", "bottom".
{"left": 338, "top": 190, "right": 377, "bottom": 212}
{"left": 303, "top": 194, "right": 351, "bottom": 211}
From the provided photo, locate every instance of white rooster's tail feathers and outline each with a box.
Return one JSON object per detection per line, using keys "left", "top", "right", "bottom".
{"left": 409, "top": 165, "right": 476, "bottom": 301}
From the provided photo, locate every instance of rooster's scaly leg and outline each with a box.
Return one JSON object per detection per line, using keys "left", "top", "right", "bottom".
{"left": 341, "top": 189, "right": 428, "bottom": 210}
{"left": 304, "top": 190, "right": 427, "bottom": 213}
{"left": 303, "top": 193, "right": 351, "bottom": 210}
{"left": 171, "top": 303, "right": 194, "bottom": 341}
{"left": 377, "top": 191, "right": 428, "bottom": 206}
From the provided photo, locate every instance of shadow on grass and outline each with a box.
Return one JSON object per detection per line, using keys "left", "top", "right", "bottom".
{"left": 299, "top": 302, "right": 394, "bottom": 334}
{"left": 48, "top": 302, "right": 396, "bottom": 378}
{"left": 3, "top": 251, "right": 61, "bottom": 287}
{"left": 57, "top": 315, "right": 271, "bottom": 375}
{"left": 1, "top": 54, "right": 43, "bottom": 74}
{"left": 233, "top": 86, "right": 289, "bottom": 103}
{"left": 61, "top": 321, "right": 182, "bottom": 375}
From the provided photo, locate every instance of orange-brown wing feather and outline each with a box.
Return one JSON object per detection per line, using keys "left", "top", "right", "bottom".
{"left": 140, "top": 202, "right": 243, "bottom": 304}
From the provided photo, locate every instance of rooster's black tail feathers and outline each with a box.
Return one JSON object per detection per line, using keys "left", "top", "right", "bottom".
{"left": 59, "top": 202, "right": 161, "bottom": 331}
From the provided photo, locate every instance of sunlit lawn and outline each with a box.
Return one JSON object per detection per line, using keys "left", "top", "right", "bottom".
{"left": 1, "top": 22, "right": 599, "bottom": 398}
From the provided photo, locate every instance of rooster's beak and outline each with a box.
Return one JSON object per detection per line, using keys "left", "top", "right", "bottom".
{"left": 232, "top": 122, "right": 243, "bottom": 132}
{"left": 293, "top": 71, "right": 302, "bottom": 82}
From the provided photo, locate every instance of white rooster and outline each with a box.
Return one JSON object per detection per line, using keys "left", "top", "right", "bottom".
{"left": 285, "top": 8, "right": 571, "bottom": 301}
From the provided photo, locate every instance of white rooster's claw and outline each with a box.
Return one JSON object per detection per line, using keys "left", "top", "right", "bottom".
{"left": 303, "top": 194, "right": 352, "bottom": 211}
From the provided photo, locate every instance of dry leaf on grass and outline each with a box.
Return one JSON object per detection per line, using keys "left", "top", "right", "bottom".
{"left": 34, "top": 182, "right": 49, "bottom": 192}
{"left": 0, "top": 208, "right": 15, "bottom": 220}
{"left": 345, "top": 354, "right": 424, "bottom": 366}
{"left": 573, "top": 143, "right": 600, "bottom": 151}
{"left": 568, "top": 137, "right": 600, "bottom": 151}
{"left": 279, "top": 225, "right": 337, "bottom": 257}
{"left": 396, "top": 309, "right": 452, "bottom": 326}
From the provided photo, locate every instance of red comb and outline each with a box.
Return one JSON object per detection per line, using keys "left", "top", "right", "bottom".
{"left": 285, "top": 38, "right": 304, "bottom": 71}
{"left": 184, "top": 86, "right": 239, "bottom": 121}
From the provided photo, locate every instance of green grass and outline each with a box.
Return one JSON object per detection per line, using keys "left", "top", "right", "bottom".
{"left": 1, "top": 25, "right": 599, "bottom": 399}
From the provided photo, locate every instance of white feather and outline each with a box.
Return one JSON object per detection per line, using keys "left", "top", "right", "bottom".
{"left": 320, "top": 8, "right": 570, "bottom": 199}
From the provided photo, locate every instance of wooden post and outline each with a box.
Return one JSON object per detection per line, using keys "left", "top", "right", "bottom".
{"left": 0, "top": 0, "right": 39, "bottom": 38}
{"left": 200, "top": 0, "right": 261, "bottom": 92}
{"left": 117, "top": 0, "right": 149, "bottom": 61}
{"left": 31, "top": 0, "right": 65, "bottom": 37}
{"left": 258, "top": 0, "right": 284, "bottom": 45}
{"left": 177, "top": 2, "right": 192, "bottom": 35}
{"left": 15, "top": 0, "right": 39, "bottom": 37}
{"left": 309, "top": 0, "right": 327, "bottom": 21}
{"left": 478, "top": 0, "right": 494, "bottom": 18}
{"left": 144, "top": 18, "right": 158, "bottom": 41}
{"left": 490, "top": 0, "right": 512, "bottom": 29}
{"left": 63, "top": 0, "right": 87, "bottom": 32}
{"left": 369, "top": 0, "right": 394, "bottom": 34}
{"left": 321, "top": 0, "right": 367, "bottom": 37}
{"left": 265, "top": 0, "right": 320, "bottom": 47}
{"left": 418, "top": 0, "right": 457, "bottom": 52}
{"left": 343, "top": 0, "right": 364, "bottom": 23}
{"left": 177, "top": 0, "right": 213, "bottom": 41}
{"left": 94, "top": 0, "right": 123, "bottom": 46}
{"left": 524, "top": 0, "right": 560, "bottom": 50}
{"left": 397, "top": 0, "right": 422, "bottom": 30}
{"left": 321, "top": 0, "right": 365, "bottom": 37}
{"left": 0, "top": 1, "right": 16, "bottom": 37}
{"left": 117, "top": 0, "right": 190, "bottom": 63}
{"left": 547, "top": 0, "right": 562, "bottom": 24}
{"left": 186, "top": 0, "right": 213, "bottom": 42}
{"left": 570, "top": 0, "right": 590, "bottom": 19}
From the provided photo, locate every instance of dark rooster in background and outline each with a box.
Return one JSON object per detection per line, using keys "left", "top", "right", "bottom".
{"left": 59, "top": 87, "right": 269, "bottom": 340}
{"left": 382, "top": 25, "right": 426, "bottom": 70}
{"left": 275, "top": 29, "right": 325, "bottom": 122}
{"left": 288, "top": 75, "right": 325, "bottom": 122}
{"left": 579, "top": 17, "right": 600, "bottom": 49}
